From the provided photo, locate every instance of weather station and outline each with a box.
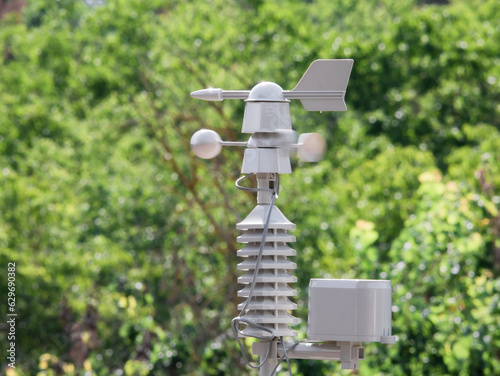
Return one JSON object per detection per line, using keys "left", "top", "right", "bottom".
{"left": 190, "top": 60, "right": 397, "bottom": 375}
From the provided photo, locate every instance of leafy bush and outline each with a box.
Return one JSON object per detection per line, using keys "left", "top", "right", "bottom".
{"left": 0, "top": 0, "right": 498, "bottom": 375}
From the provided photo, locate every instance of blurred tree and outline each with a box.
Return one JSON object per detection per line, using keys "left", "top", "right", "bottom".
{"left": 0, "top": 0, "right": 498, "bottom": 375}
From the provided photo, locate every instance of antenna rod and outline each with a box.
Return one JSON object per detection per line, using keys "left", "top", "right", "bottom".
{"left": 190, "top": 88, "right": 346, "bottom": 102}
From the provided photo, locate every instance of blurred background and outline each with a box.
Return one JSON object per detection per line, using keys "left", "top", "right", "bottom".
{"left": 0, "top": 0, "right": 499, "bottom": 375}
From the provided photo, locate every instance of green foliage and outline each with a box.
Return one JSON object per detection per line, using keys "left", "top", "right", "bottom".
{"left": 0, "top": 0, "right": 499, "bottom": 375}
{"left": 353, "top": 170, "right": 500, "bottom": 375}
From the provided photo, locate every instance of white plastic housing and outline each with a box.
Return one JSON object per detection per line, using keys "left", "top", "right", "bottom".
{"left": 190, "top": 129, "right": 222, "bottom": 159}
{"left": 307, "top": 279, "right": 395, "bottom": 343}
{"left": 241, "top": 148, "right": 292, "bottom": 174}
{"left": 242, "top": 102, "right": 292, "bottom": 133}
{"left": 236, "top": 203, "right": 299, "bottom": 337}
{"left": 297, "top": 133, "right": 327, "bottom": 162}
{"left": 291, "top": 59, "right": 353, "bottom": 111}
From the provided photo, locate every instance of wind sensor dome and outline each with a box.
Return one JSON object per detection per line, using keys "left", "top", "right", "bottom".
{"left": 246, "top": 82, "right": 289, "bottom": 102}
{"left": 242, "top": 82, "right": 292, "bottom": 134}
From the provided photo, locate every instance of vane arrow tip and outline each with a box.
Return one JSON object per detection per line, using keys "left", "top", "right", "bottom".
{"left": 190, "top": 88, "right": 224, "bottom": 101}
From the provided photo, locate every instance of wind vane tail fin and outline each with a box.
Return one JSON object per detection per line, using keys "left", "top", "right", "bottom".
{"left": 291, "top": 59, "right": 354, "bottom": 111}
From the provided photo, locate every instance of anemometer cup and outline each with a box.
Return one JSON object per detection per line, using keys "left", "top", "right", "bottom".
{"left": 190, "top": 129, "right": 222, "bottom": 159}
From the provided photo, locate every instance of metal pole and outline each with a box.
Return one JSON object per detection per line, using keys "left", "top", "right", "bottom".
{"left": 260, "top": 355, "right": 277, "bottom": 376}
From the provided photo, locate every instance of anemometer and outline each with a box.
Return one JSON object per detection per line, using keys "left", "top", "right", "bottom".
{"left": 190, "top": 60, "right": 396, "bottom": 375}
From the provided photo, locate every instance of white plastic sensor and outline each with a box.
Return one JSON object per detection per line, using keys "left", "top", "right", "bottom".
{"left": 190, "top": 60, "right": 400, "bottom": 376}
{"left": 307, "top": 279, "right": 396, "bottom": 344}
{"left": 297, "top": 133, "right": 327, "bottom": 162}
{"left": 190, "top": 129, "right": 222, "bottom": 159}
{"left": 190, "top": 59, "right": 354, "bottom": 112}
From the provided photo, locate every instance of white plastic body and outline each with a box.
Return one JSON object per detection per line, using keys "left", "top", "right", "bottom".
{"left": 291, "top": 59, "right": 353, "bottom": 111}
{"left": 241, "top": 148, "right": 292, "bottom": 174}
{"left": 253, "top": 340, "right": 365, "bottom": 370}
{"left": 297, "top": 133, "right": 326, "bottom": 162}
{"left": 236, "top": 202, "right": 299, "bottom": 337}
{"left": 189, "top": 59, "right": 401, "bottom": 375}
{"left": 240, "top": 84, "right": 293, "bottom": 174}
{"left": 190, "top": 59, "right": 354, "bottom": 112}
{"left": 242, "top": 102, "right": 292, "bottom": 133}
{"left": 307, "top": 279, "right": 395, "bottom": 343}
{"left": 189, "top": 129, "right": 222, "bottom": 159}
{"left": 236, "top": 174, "right": 299, "bottom": 338}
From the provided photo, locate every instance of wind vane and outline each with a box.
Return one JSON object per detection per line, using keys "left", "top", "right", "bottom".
{"left": 190, "top": 59, "right": 396, "bottom": 376}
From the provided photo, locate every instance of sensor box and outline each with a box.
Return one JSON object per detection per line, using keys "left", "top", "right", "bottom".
{"left": 307, "top": 279, "right": 395, "bottom": 343}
